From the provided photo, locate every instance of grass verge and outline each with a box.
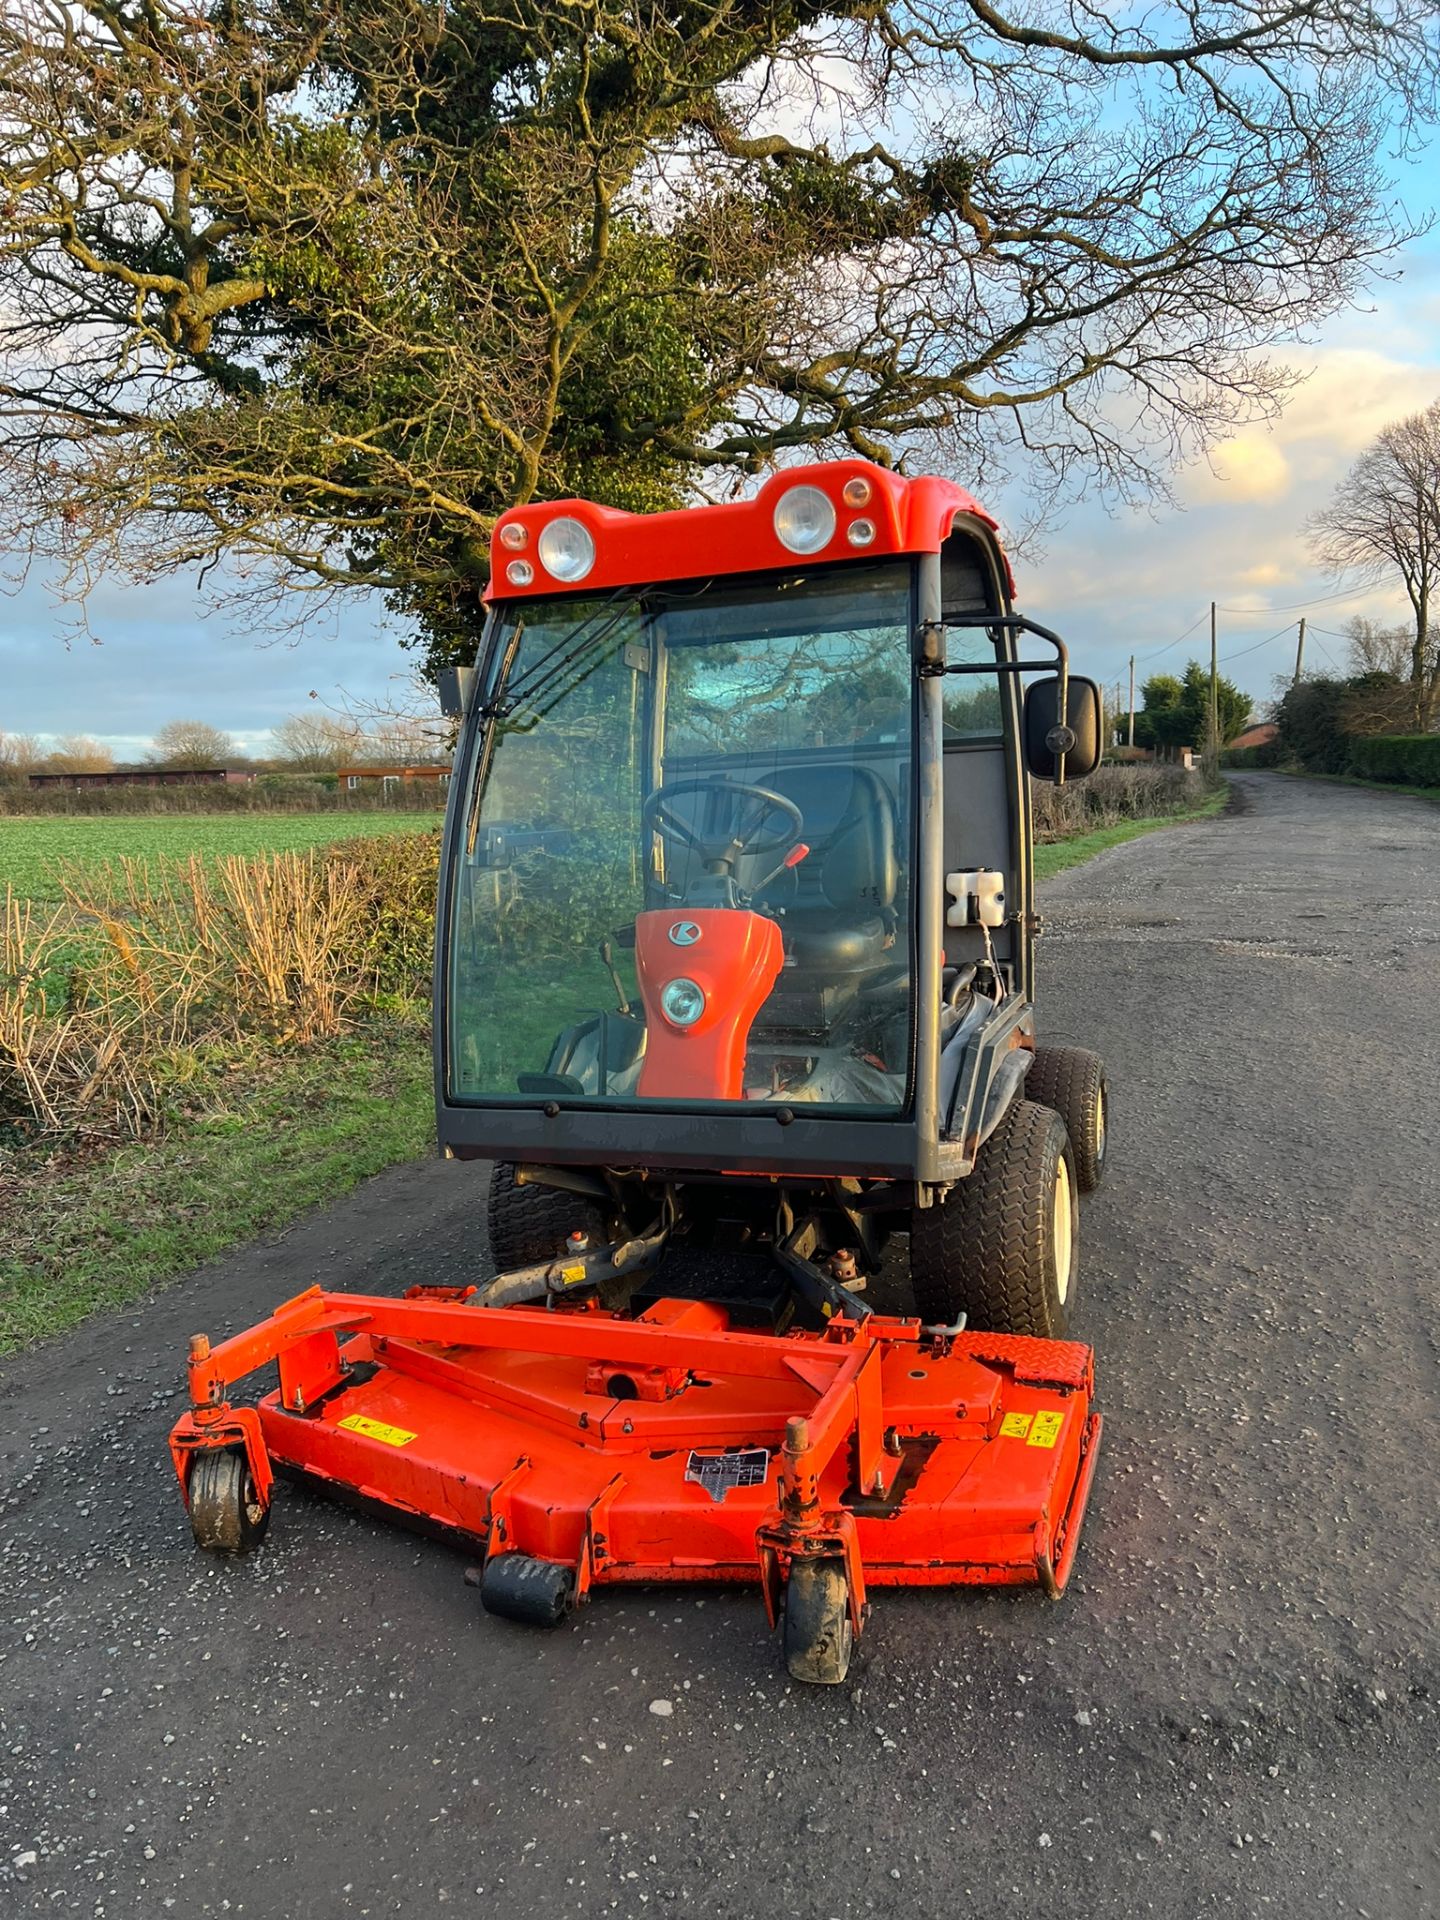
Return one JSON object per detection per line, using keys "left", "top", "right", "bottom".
{"left": 0, "top": 1019, "right": 433, "bottom": 1355}
{"left": 1034, "top": 788, "right": 1228, "bottom": 881}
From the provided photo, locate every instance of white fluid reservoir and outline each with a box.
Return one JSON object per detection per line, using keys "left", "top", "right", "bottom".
{"left": 945, "top": 869, "right": 1007, "bottom": 929}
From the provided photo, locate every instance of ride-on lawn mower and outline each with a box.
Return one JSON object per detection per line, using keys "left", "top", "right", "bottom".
{"left": 170, "top": 461, "right": 1110, "bottom": 1683}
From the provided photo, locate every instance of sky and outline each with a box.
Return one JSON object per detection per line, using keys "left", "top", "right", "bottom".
{"left": 3, "top": 220, "right": 1438, "bottom": 755}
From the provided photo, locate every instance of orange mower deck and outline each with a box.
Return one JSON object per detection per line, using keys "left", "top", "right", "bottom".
{"left": 170, "top": 1284, "right": 1101, "bottom": 1670}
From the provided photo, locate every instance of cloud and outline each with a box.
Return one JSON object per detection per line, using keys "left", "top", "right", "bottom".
{"left": 1187, "top": 433, "right": 1292, "bottom": 504}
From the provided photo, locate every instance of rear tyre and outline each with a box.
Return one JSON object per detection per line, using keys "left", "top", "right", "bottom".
{"left": 1026, "top": 1046, "right": 1108, "bottom": 1192}
{"left": 480, "top": 1554, "right": 576, "bottom": 1627}
{"left": 486, "top": 1163, "right": 608, "bottom": 1274}
{"left": 909, "top": 1098, "right": 1078, "bottom": 1338}
{"left": 188, "top": 1447, "right": 269, "bottom": 1555}
{"left": 783, "top": 1559, "right": 853, "bottom": 1685}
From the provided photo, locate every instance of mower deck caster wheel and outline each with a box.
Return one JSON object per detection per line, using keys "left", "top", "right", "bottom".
{"left": 187, "top": 1447, "right": 269, "bottom": 1555}
{"left": 783, "top": 1559, "right": 853, "bottom": 1686}
{"left": 480, "top": 1554, "right": 576, "bottom": 1627}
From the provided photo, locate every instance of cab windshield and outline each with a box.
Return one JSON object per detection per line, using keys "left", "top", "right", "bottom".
{"left": 447, "top": 560, "right": 914, "bottom": 1112}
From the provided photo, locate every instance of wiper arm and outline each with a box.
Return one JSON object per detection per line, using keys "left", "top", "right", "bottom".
{"left": 486, "top": 588, "right": 648, "bottom": 727}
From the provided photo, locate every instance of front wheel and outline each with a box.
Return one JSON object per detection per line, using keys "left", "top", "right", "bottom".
{"left": 909, "top": 1098, "right": 1078, "bottom": 1338}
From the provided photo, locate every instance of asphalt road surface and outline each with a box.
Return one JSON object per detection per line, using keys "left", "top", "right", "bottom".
{"left": 3, "top": 771, "right": 1438, "bottom": 1919}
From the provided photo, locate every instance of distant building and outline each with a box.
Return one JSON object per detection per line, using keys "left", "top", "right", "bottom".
{"left": 1229, "top": 722, "right": 1278, "bottom": 752}
{"left": 28, "top": 767, "right": 257, "bottom": 790}
{"left": 337, "top": 764, "right": 451, "bottom": 791}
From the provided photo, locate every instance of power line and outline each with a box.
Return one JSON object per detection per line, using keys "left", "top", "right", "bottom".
{"left": 1214, "top": 585, "right": 1375, "bottom": 615}
{"left": 1218, "top": 621, "right": 1297, "bottom": 665}
{"left": 1136, "top": 608, "right": 1209, "bottom": 661}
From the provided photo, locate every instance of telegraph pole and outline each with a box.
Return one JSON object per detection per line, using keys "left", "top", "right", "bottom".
{"left": 1128, "top": 654, "right": 1135, "bottom": 748}
{"left": 1208, "top": 601, "right": 1219, "bottom": 767}
{"left": 1293, "top": 617, "right": 1306, "bottom": 686}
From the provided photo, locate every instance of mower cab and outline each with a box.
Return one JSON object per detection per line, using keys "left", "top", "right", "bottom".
{"left": 170, "top": 462, "right": 1109, "bottom": 1683}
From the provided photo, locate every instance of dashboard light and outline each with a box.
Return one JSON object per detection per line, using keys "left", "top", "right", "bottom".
{"left": 499, "top": 523, "right": 528, "bottom": 550}
{"left": 773, "top": 485, "right": 836, "bottom": 555}
{"left": 660, "top": 977, "right": 706, "bottom": 1027}
{"left": 847, "top": 518, "right": 877, "bottom": 547}
{"left": 505, "top": 559, "right": 534, "bottom": 586}
{"left": 537, "top": 515, "right": 596, "bottom": 582}
{"left": 842, "top": 476, "right": 873, "bottom": 507}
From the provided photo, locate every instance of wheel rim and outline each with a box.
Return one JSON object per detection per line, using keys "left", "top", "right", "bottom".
{"left": 1053, "top": 1153, "right": 1074, "bottom": 1304}
{"left": 1093, "top": 1085, "right": 1107, "bottom": 1167}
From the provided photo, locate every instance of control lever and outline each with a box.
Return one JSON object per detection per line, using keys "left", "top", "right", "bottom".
{"left": 752, "top": 840, "right": 810, "bottom": 896}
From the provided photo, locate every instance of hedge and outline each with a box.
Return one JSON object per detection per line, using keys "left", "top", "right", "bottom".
{"left": 1347, "top": 735, "right": 1440, "bottom": 788}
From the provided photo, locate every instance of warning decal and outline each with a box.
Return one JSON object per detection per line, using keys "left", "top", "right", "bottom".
{"left": 1027, "top": 1411, "right": 1065, "bottom": 1449}
{"left": 684, "top": 1448, "right": 770, "bottom": 1504}
{"left": 999, "top": 1412, "right": 1032, "bottom": 1439}
{"left": 337, "top": 1413, "right": 417, "bottom": 1448}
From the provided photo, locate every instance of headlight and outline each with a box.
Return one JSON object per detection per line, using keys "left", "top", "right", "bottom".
{"left": 842, "top": 476, "right": 873, "bottom": 507}
{"left": 847, "top": 518, "right": 877, "bottom": 547}
{"left": 498, "top": 522, "right": 528, "bottom": 550}
{"left": 773, "top": 485, "right": 836, "bottom": 555}
{"left": 659, "top": 977, "right": 706, "bottom": 1027}
{"left": 505, "top": 559, "right": 534, "bottom": 586}
{"left": 537, "top": 515, "right": 596, "bottom": 582}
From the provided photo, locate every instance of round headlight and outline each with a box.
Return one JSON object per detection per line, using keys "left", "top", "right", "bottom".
{"left": 505, "top": 558, "right": 534, "bottom": 586}
{"left": 537, "top": 515, "right": 596, "bottom": 582}
{"left": 773, "top": 485, "right": 836, "bottom": 555}
{"left": 660, "top": 977, "right": 706, "bottom": 1028}
{"left": 842, "top": 476, "right": 873, "bottom": 507}
{"left": 847, "top": 517, "right": 877, "bottom": 547}
{"left": 499, "top": 522, "right": 528, "bottom": 550}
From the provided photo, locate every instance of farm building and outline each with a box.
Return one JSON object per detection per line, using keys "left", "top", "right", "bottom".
{"left": 28, "top": 767, "right": 257, "bottom": 791}
{"left": 336, "top": 763, "right": 451, "bottom": 791}
{"left": 1229, "top": 722, "right": 1279, "bottom": 752}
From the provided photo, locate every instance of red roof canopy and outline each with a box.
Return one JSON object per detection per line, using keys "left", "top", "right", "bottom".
{"left": 484, "top": 460, "right": 1012, "bottom": 603}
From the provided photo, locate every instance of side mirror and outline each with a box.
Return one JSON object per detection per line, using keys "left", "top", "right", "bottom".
{"left": 1024, "top": 675, "right": 1103, "bottom": 782}
{"left": 437, "top": 666, "right": 476, "bottom": 719}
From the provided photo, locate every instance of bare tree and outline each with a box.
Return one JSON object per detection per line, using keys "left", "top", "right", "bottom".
{"left": 1309, "top": 400, "right": 1440, "bottom": 730}
{"left": 1343, "top": 615, "right": 1416, "bottom": 680}
{"left": 45, "top": 734, "right": 115, "bottom": 773}
{"left": 0, "top": 730, "right": 45, "bottom": 780}
{"left": 149, "top": 719, "right": 233, "bottom": 768}
{"left": 0, "top": 0, "right": 1436, "bottom": 676}
{"left": 271, "top": 712, "right": 366, "bottom": 771}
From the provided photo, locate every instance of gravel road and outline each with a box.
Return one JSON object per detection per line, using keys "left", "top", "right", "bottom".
{"left": 2, "top": 771, "right": 1437, "bottom": 1919}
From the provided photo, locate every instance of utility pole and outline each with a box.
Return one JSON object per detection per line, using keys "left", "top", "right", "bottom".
{"left": 1293, "top": 617, "right": 1306, "bottom": 686}
{"left": 1128, "top": 654, "right": 1135, "bottom": 748}
{"left": 1208, "top": 601, "right": 1219, "bottom": 767}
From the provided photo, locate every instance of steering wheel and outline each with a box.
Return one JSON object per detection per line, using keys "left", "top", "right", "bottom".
{"left": 643, "top": 777, "right": 804, "bottom": 873}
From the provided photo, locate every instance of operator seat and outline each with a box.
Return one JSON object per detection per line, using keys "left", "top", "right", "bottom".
{"left": 757, "top": 764, "right": 900, "bottom": 981}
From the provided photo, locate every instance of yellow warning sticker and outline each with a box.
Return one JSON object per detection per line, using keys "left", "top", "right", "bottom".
{"left": 337, "top": 1413, "right": 417, "bottom": 1448}
{"left": 559, "top": 1263, "right": 588, "bottom": 1286}
{"left": 999, "top": 1412, "right": 1033, "bottom": 1439}
{"left": 1027, "top": 1411, "right": 1065, "bottom": 1449}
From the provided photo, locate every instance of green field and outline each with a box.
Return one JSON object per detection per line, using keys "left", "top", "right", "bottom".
{"left": 0, "top": 811, "right": 437, "bottom": 902}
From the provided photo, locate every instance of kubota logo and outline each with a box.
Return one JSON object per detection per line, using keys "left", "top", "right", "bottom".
{"left": 668, "top": 920, "right": 701, "bottom": 946}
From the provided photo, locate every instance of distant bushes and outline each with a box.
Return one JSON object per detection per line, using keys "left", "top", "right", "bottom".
{"left": 1219, "top": 743, "right": 1281, "bottom": 769}
{"left": 1274, "top": 677, "right": 1440, "bottom": 786}
{"left": 1030, "top": 763, "right": 1213, "bottom": 842}
{"left": 1347, "top": 734, "right": 1440, "bottom": 787}
{"left": 0, "top": 775, "right": 447, "bottom": 816}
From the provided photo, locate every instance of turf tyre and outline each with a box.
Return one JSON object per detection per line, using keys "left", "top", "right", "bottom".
{"left": 910, "top": 1098, "right": 1078, "bottom": 1337}
{"left": 1025, "top": 1045, "right": 1108, "bottom": 1192}
{"left": 486, "top": 1163, "right": 609, "bottom": 1275}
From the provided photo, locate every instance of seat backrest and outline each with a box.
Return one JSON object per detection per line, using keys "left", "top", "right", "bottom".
{"left": 751, "top": 763, "right": 898, "bottom": 919}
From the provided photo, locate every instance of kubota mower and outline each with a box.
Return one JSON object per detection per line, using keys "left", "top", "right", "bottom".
{"left": 170, "top": 461, "right": 1110, "bottom": 1683}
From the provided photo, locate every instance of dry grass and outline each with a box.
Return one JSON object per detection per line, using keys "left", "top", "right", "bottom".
{"left": 1, "top": 844, "right": 406, "bottom": 1140}
{"left": 1030, "top": 763, "right": 1213, "bottom": 841}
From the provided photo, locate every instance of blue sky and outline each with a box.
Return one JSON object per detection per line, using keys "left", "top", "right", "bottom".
{"left": 3, "top": 226, "right": 1437, "bottom": 753}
